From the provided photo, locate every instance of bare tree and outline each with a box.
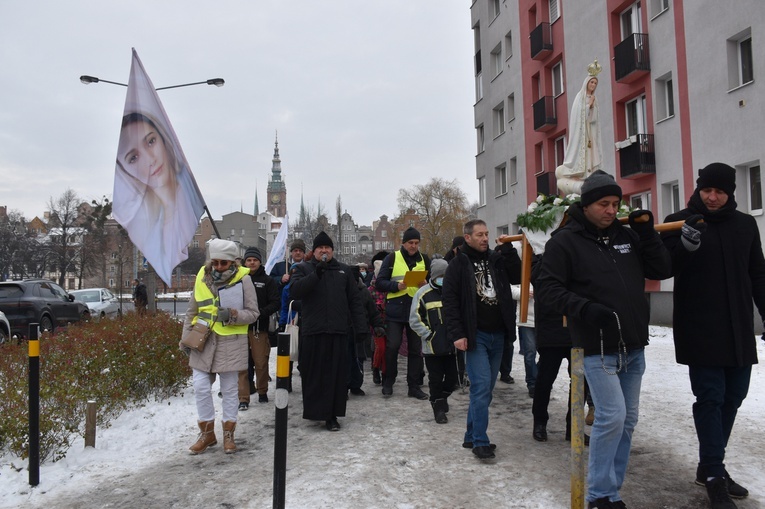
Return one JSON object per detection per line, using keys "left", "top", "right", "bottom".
{"left": 47, "top": 188, "right": 83, "bottom": 287}
{"left": 397, "top": 177, "right": 469, "bottom": 256}
{"left": 80, "top": 197, "right": 113, "bottom": 287}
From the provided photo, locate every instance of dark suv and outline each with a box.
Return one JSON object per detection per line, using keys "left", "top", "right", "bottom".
{"left": 0, "top": 279, "right": 91, "bottom": 338}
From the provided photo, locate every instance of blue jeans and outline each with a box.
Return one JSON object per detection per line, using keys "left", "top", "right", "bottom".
{"left": 583, "top": 348, "right": 645, "bottom": 503}
{"left": 518, "top": 326, "right": 538, "bottom": 389}
{"left": 688, "top": 365, "right": 751, "bottom": 478}
{"left": 464, "top": 329, "right": 505, "bottom": 447}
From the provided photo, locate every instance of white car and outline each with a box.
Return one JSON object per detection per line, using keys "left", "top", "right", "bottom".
{"left": 0, "top": 310, "right": 10, "bottom": 343}
{"left": 69, "top": 288, "right": 120, "bottom": 321}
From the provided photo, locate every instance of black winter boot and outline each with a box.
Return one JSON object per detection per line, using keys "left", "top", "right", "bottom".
{"left": 432, "top": 399, "right": 448, "bottom": 424}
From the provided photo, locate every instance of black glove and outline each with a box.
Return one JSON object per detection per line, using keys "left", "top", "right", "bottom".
{"left": 681, "top": 214, "right": 707, "bottom": 251}
{"left": 315, "top": 260, "right": 328, "bottom": 278}
{"left": 373, "top": 326, "right": 386, "bottom": 338}
{"left": 217, "top": 307, "right": 231, "bottom": 323}
{"left": 582, "top": 302, "right": 617, "bottom": 329}
{"left": 628, "top": 210, "right": 655, "bottom": 239}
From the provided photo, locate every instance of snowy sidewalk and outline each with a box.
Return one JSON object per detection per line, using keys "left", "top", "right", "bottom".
{"left": 2, "top": 327, "right": 763, "bottom": 509}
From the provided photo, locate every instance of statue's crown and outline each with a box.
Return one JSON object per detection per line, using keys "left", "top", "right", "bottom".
{"left": 588, "top": 59, "right": 602, "bottom": 77}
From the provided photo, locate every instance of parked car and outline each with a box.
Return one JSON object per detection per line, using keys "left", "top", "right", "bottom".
{"left": 0, "top": 310, "right": 10, "bottom": 344}
{"left": 70, "top": 288, "right": 120, "bottom": 321}
{"left": 0, "top": 279, "right": 91, "bottom": 338}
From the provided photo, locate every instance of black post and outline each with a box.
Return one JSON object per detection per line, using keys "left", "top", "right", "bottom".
{"left": 28, "top": 323, "right": 40, "bottom": 486}
{"left": 272, "top": 331, "right": 290, "bottom": 509}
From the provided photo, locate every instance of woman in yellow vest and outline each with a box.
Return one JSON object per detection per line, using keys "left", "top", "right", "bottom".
{"left": 182, "top": 239, "right": 259, "bottom": 454}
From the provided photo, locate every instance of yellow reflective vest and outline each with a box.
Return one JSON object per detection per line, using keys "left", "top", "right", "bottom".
{"left": 386, "top": 250, "right": 426, "bottom": 300}
{"left": 192, "top": 266, "right": 250, "bottom": 336}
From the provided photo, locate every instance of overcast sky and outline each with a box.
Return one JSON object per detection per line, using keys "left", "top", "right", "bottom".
{"left": 0, "top": 1, "right": 477, "bottom": 228}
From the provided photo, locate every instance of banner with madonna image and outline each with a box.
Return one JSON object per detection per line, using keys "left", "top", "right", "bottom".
{"left": 112, "top": 48, "right": 206, "bottom": 285}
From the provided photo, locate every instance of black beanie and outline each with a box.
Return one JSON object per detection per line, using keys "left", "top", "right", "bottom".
{"left": 580, "top": 170, "right": 623, "bottom": 206}
{"left": 312, "top": 231, "right": 334, "bottom": 250}
{"left": 402, "top": 227, "right": 421, "bottom": 242}
{"left": 696, "top": 162, "right": 736, "bottom": 196}
{"left": 243, "top": 247, "right": 262, "bottom": 262}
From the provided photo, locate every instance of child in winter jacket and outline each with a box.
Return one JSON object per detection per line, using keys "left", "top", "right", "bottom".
{"left": 408, "top": 258, "right": 457, "bottom": 423}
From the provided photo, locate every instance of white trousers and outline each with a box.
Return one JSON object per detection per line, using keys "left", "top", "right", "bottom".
{"left": 192, "top": 369, "right": 239, "bottom": 423}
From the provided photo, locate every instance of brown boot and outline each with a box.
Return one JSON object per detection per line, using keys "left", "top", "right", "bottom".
{"left": 222, "top": 421, "right": 237, "bottom": 454}
{"left": 189, "top": 420, "right": 217, "bottom": 455}
{"left": 585, "top": 405, "right": 595, "bottom": 426}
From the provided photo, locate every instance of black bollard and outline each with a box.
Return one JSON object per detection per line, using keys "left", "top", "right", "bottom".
{"left": 272, "top": 331, "right": 291, "bottom": 509}
{"left": 28, "top": 323, "right": 40, "bottom": 486}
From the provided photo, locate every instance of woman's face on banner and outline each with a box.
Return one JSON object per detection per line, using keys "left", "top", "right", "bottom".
{"left": 118, "top": 120, "right": 172, "bottom": 189}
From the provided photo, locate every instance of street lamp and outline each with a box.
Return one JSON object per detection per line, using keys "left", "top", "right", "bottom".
{"left": 79, "top": 75, "right": 225, "bottom": 90}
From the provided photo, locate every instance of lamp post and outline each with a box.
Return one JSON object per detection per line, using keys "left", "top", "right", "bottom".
{"left": 79, "top": 75, "right": 225, "bottom": 90}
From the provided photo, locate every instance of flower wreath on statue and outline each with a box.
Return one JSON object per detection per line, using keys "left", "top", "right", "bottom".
{"left": 516, "top": 193, "right": 633, "bottom": 255}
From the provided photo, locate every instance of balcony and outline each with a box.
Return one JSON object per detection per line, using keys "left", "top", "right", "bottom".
{"left": 530, "top": 22, "right": 552, "bottom": 60}
{"left": 618, "top": 134, "right": 655, "bottom": 178}
{"left": 533, "top": 96, "right": 556, "bottom": 131}
{"left": 614, "top": 33, "right": 650, "bottom": 83}
{"left": 536, "top": 172, "right": 556, "bottom": 196}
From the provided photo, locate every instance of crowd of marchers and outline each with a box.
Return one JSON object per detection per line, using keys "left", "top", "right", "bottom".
{"left": 177, "top": 162, "right": 763, "bottom": 509}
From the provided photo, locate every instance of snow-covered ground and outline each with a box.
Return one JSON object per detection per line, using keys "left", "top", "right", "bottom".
{"left": 1, "top": 326, "right": 763, "bottom": 509}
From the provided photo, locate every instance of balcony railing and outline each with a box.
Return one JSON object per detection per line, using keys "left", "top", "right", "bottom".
{"left": 619, "top": 134, "right": 655, "bottom": 178}
{"left": 614, "top": 33, "right": 650, "bottom": 82}
{"left": 533, "top": 96, "right": 556, "bottom": 131}
{"left": 536, "top": 172, "right": 556, "bottom": 196}
{"left": 530, "top": 22, "right": 553, "bottom": 60}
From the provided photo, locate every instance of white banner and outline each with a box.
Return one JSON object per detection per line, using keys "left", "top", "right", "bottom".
{"left": 264, "top": 212, "right": 289, "bottom": 275}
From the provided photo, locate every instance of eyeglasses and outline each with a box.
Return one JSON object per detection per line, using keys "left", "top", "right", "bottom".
{"left": 211, "top": 260, "right": 232, "bottom": 268}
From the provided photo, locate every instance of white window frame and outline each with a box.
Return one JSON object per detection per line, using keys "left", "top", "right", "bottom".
{"left": 490, "top": 0, "right": 500, "bottom": 20}
{"left": 554, "top": 136, "right": 567, "bottom": 168}
{"left": 490, "top": 43, "right": 502, "bottom": 79}
{"left": 620, "top": 1, "right": 643, "bottom": 39}
{"left": 738, "top": 35, "right": 754, "bottom": 86}
{"left": 507, "top": 93, "right": 516, "bottom": 122}
{"left": 478, "top": 176, "right": 487, "bottom": 206}
{"left": 552, "top": 62, "right": 564, "bottom": 97}
{"left": 497, "top": 225, "right": 510, "bottom": 236}
{"left": 504, "top": 31, "right": 513, "bottom": 60}
{"left": 655, "top": 73, "right": 675, "bottom": 120}
{"left": 549, "top": 0, "right": 560, "bottom": 23}
{"left": 493, "top": 102, "right": 506, "bottom": 138}
{"left": 495, "top": 164, "right": 508, "bottom": 197}
{"left": 509, "top": 158, "right": 518, "bottom": 186}
{"left": 649, "top": 0, "right": 669, "bottom": 19}
{"left": 476, "top": 124, "right": 485, "bottom": 153}
{"left": 625, "top": 94, "right": 647, "bottom": 136}
{"left": 629, "top": 191, "right": 651, "bottom": 211}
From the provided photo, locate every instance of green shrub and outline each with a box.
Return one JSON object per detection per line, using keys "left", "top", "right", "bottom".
{"left": 0, "top": 312, "right": 189, "bottom": 463}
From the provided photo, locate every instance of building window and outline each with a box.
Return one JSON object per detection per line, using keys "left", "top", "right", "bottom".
{"left": 630, "top": 191, "right": 651, "bottom": 210}
{"left": 474, "top": 24, "right": 483, "bottom": 101}
{"left": 649, "top": 0, "right": 669, "bottom": 18}
{"left": 343, "top": 234, "right": 349, "bottom": 242}
{"left": 490, "top": 0, "right": 500, "bottom": 20}
{"left": 727, "top": 29, "right": 753, "bottom": 89}
{"left": 662, "top": 181, "right": 681, "bottom": 215}
{"left": 476, "top": 124, "right": 485, "bottom": 153}
{"left": 351, "top": 235, "right": 356, "bottom": 242}
{"left": 344, "top": 246, "right": 350, "bottom": 254}
{"left": 109, "top": 278, "right": 115, "bottom": 287}
{"left": 493, "top": 102, "right": 506, "bottom": 138}
{"left": 549, "top": 0, "right": 560, "bottom": 23}
{"left": 507, "top": 93, "right": 515, "bottom": 122}
{"left": 490, "top": 43, "right": 502, "bottom": 78}
{"left": 621, "top": 1, "right": 643, "bottom": 38}
{"left": 509, "top": 158, "right": 518, "bottom": 186}
{"left": 655, "top": 73, "right": 675, "bottom": 120}
{"left": 479, "top": 176, "right": 487, "bottom": 206}
{"left": 552, "top": 62, "right": 563, "bottom": 97}
{"left": 111, "top": 252, "right": 117, "bottom": 260}
{"left": 497, "top": 225, "right": 510, "bottom": 236}
{"left": 504, "top": 31, "right": 513, "bottom": 59}
{"left": 110, "top": 266, "right": 115, "bottom": 274}
{"left": 351, "top": 245, "right": 357, "bottom": 255}
{"left": 749, "top": 164, "right": 762, "bottom": 214}
{"left": 554, "top": 136, "right": 566, "bottom": 167}
{"left": 495, "top": 164, "right": 508, "bottom": 196}
{"left": 381, "top": 230, "right": 387, "bottom": 238}
{"left": 193, "top": 240, "right": 199, "bottom": 248}
{"left": 625, "top": 95, "right": 647, "bottom": 136}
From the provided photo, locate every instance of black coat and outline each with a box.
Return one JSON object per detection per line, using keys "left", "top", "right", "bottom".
{"left": 442, "top": 243, "right": 521, "bottom": 350}
{"left": 530, "top": 255, "right": 572, "bottom": 349}
{"left": 662, "top": 192, "right": 765, "bottom": 366}
{"left": 289, "top": 257, "right": 366, "bottom": 337}
{"left": 249, "top": 266, "right": 281, "bottom": 332}
{"left": 534, "top": 204, "right": 672, "bottom": 356}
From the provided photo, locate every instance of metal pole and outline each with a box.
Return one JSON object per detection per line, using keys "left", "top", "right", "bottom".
{"left": 28, "top": 323, "right": 40, "bottom": 486}
{"left": 570, "top": 346, "right": 585, "bottom": 509}
{"left": 272, "top": 331, "right": 291, "bottom": 509}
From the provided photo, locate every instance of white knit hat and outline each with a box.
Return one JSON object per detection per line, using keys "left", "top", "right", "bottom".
{"left": 208, "top": 239, "right": 239, "bottom": 261}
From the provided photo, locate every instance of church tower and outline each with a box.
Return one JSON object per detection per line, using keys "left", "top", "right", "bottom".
{"left": 266, "top": 132, "right": 287, "bottom": 218}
